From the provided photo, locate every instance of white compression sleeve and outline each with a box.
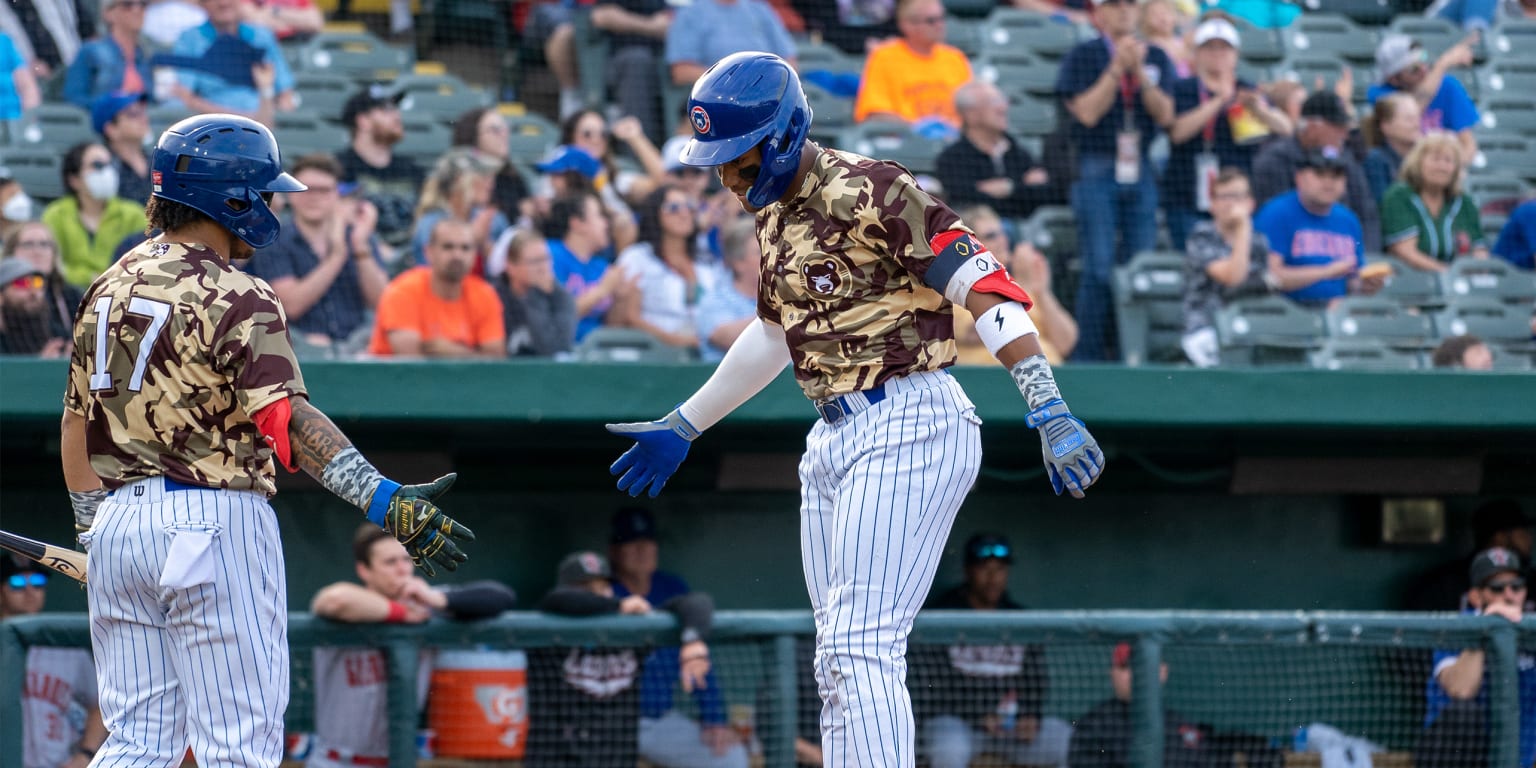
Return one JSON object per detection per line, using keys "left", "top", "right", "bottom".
{"left": 677, "top": 317, "right": 792, "bottom": 431}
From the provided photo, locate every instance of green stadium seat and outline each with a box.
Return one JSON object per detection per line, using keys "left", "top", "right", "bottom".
{"left": 1274, "top": 55, "right": 1369, "bottom": 103}
{"left": 1491, "top": 343, "right": 1535, "bottom": 370}
{"left": 1236, "top": 60, "right": 1274, "bottom": 86}
{"left": 147, "top": 104, "right": 194, "bottom": 138}
{"left": 1479, "top": 98, "right": 1536, "bottom": 138}
{"left": 574, "top": 327, "right": 693, "bottom": 363}
{"left": 0, "top": 146, "right": 65, "bottom": 201}
{"left": 294, "top": 31, "right": 414, "bottom": 83}
{"left": 1113, "top": 250, "right": 1188, "bottom": 367}
{"left": 1390, "top": 16, "right": 1488, "bottom": 65}
{"left": 1474, "top": 60, "right": 1536, "bottom": 102}
{"left": 1286, "top": 14, "right": 1378, "bottom": 65}
{"left": 1489, "top": 20, "right": 1536, "bottom": 62}
{"left": 395, "top": 112, "right": 453, "bottom": 167}
{"left": 7, "top": 104, "right": 97, "bottom": 152}
{"left": 292, "top": 72, "right": 357, "bottom": 122}
{"left": 1434, "top": 295, "right": 1532, "bottom": 342}
{"left": 1006, "top": 93, "right": 1059, "bottom": 138}
{"left": 943, "top": 0, "right": 997, "bottom": 18}
{"left": 976, "top": 51, "right": 1058, "bottom": 99}
{"left": 1470, "top": 133, "right": 1536, "bottom": 182}
{"left": 803, "top": 83, "right": 855, "bottom": 134}
{"left": 945, "top": 16, "right": 985, "bottom": 58}
{"left": 1215, "top": 295, "right": 1325, "bottom": 366}
{"left": 981, "top": 8, "right": 1085, "bottom": 60}
{"left": 1233, "top": 17, "right": 1287, "bottom": 63}
{"left": 1368, "top": 255, "right": 1446, "bottom": 310}
{"left": 836, "top": 120, "right": 949, "bottom": 176}
{"left": 1464, "top": 173, "right": 1530, "bottom": 214}
{"left": 1441, "top": 257, "right": 1536, "bottom": 306}
{"left": 1324, "top": 295, "right": 1436, "bottom": 350}
{"left": 272, "top": 111, "right": 349, "bottom": 161}
{"left": 395, "top": 73, "right": 494, "bottom": 123}
{"left": 796, "top": 41, "right": 864, "bottom": 77}
{"left": 504, "top": 111, "right": 559, "bottom": 164}
{"left": 1298, "top": 0, "right": 1396, "bottom": 27}
{"left": 1310, "top": 338, "right": 1423, "bottom": 370}
{"left": 571, "top": 8, "right": 610, "bottom": 111}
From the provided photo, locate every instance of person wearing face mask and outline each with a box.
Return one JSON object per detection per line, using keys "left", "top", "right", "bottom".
{"left": 92, "top": 91, "right": 154, "bottom": 204}
{"left": 41, "top": 142, "right": 148, "bottom": 288}
{"left": 0, "top": 170, "right": 38, "bottom": 243}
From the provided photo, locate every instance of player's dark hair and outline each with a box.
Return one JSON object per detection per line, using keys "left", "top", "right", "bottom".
{"left": 144, "top": 196, "right": 215, "bottom": 236}
{"left": 61, "top": 141, "right": 104, "bottom": 199}
{"left": 635, "top": 184, "right": 697, "bottom": 254}
{"left": 545, "top": 190, "right": 599, "bottom": 240}
{"left": 1431, "top": 334, "right": 1487, "bottom": 369}
{"left": 289, "top": 152, "right": 344, "bottom": 181}
{"left": 353, "top": 523, "right": 394, "bottom": 565}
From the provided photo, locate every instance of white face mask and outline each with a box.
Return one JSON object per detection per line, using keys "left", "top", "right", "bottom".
{"left": 2, "top": 191, "right": 33, "bottom": 222}
{"left": 84, "top": 166, "right": 120, "bottom": 201}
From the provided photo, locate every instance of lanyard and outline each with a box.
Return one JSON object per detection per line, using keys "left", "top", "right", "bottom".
{"left": 1109, "top": 37, "right": 1138, "bottom": 131}
{"left": 1197, "top": 83, "right": 1218, "bottom": 151}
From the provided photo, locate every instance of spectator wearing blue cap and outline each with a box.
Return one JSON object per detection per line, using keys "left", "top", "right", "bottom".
{"left": 92, "top": 91, "right": 151, "bottom": 204}
{"left": 63, "top": 0, "right": 152, "bottom": 110}
{"left": 1252, "top": 90, "right": 1380, "bottom": 253}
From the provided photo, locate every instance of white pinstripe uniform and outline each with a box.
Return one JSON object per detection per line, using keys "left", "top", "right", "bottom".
{"left": 67, "top": 240, "right": 308, "bottom": 768}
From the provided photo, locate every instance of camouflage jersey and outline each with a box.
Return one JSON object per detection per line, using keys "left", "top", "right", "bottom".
{"left": 64, "top": 240, "right": 306, "bottom": 496}
{"left": 757, "top": 147, "right": 967, "bottom": 401}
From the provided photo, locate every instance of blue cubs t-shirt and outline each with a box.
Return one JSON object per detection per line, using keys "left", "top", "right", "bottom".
{"left": 548, "top": 238, "right": 614, "bottom": 342}
{"left": 1493, "top": 199, "right": 1536, "bottom": 271}
{"left": 1424, "top": 620, "right": 1536, "bottom": 768}
{"left": 1255, "top": 190, "right": 1364, "bottom": 304}
{"left": 1367, "top": 76, "right": 1479, "bottom": 134}
{"left": 1056, "top": 36, "right": 1175, "bottom": 157}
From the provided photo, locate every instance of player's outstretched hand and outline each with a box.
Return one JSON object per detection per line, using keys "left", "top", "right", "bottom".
{"left": 1026, "top": 399, "right": 1104, "bottom": 498}
{"left": 382, "top": 473, "right": 476, "bottom": 577}
{"left": 605, "top": 409, "right": 700, "bottom": 498}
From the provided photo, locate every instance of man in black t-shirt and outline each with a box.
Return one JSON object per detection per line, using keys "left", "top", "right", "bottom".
{"left": 935, "top": 81, "right": 1055, "bottom": 221}
{"left": 1067, "top": 643, "right": 1210, "bottom": 768}
{"left": 336, "top": 85, "right": 425, "bottom": 254}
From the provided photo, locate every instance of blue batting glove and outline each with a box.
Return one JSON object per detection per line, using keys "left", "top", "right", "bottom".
{"left": 1025, "top": 399, "right": 1104, "bottom": 498}
{"left": 605, "top": 409, "right": 700, "bottom": 498}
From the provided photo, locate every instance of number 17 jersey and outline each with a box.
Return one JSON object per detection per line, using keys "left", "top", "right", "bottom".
{"left": 64, "top": 240, "right": 307, "bottom": 496}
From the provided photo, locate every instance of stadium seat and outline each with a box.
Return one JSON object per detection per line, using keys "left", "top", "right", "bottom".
{"left": 1491, "top": 343, "right": 1535, "bottom": 370}
{"left": 394, "top": 73, "right": 493, "bottom": 123}
{"left": 1310, "top": 338, "right": 1423, "bottom": 370}
{"left": 7, "top": 104, "right": 96, "bottom": 152}
{"left": 294, "top": 31, "right": 414, "bottom": 83}
{"left": 944, "top": 0, "right": 996, "bottom": 17}
{"left": 981, "top": 8, "right": 1086, "bottom": 60}
{"left": 1020, "top": 205, "right": 1078, "bottom": 270}
{"left": 803, "top": 83, "right": 855, "bottom": 137}
{"left": 1441, "top": 257, "right": 1536, "bottom": 306}
{"left": 273, "top": 111, "right": 349, "bottom": 161}
{"left": 1368, "top": 255, "right": 1446, "bottom": 310}
{"left": 1286, "top": 14, "right": 1378, "bottom": 65}
{"left": 796, "top": 40, "right": 864, "bottom": 77}
{"left": 977, "top": 51, "right": 1058, "bottom": 100}
{"left": 1463, "top": 173, "right": 1530, "bottom": 214}
{"left": 1324, "top": 295, "right": 1436, "bottom": 349}
{"left": 836, "top": 121, "right": 950, "bottom": 176}
{"left": 292, "top": 72, "right": 356, "bottom": 122}
{"left": 395, "top": 112, "right": 453, "bottom": 167}
{"left": 1112, "top": 250, "right": 1188, "bottom": 366}
{"left": 574, "top": 327, "right": 693, "bottom": 363}
{"left": 945, "top": 16, "right": 986, "bottom": 58}
{"left": 147, "top": 104, "right": 194, "bottom": 138}
{"left": 1479, "top": 98, "right": 1536, "bottom": 138}
{"left": 1489, "top": 20, "right": 1536, "bottom": 62}
{"left": 1274, "top": 55, "right": 1369, "bottom": 103}
{"left": 1390, "top": 16, "right": 1488, "bottom": 64}
{"left": 1006, "top": 93, "right": 1059, "bottom": 138}
{"left": 1434, "top": 295, "right": 1533, "bottom": 342}
{"left": 1233, "top": 17, "right": 1287, "bottom": 63}
{"left": 0, "top": 147, "right": 65, "bottom": 201}
{"left": 503, "top": 111, "right": 559, "bottom": 164}
{"left": 570, "top": 8, "right": 610, "bottom": 111}
{"left": 1214, "top": 295, "right": 1325, "bottom": 366}
{"left": 1297, "top": 0, "right": 1396, "bottom": 27}
{"left": 1474, "top": 60, "right": 1536, "bottom": 102}
{"left": 1470, "top": 134, "right": 1536, "bottom": 181}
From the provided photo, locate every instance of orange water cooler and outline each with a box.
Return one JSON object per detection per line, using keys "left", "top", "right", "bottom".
{"left": 428, "top": 649, "right": 529, "bottom": 758}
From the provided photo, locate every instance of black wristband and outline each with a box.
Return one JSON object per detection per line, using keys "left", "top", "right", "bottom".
{"left": 74, "top": 744, "right": 97, "bottom": 759}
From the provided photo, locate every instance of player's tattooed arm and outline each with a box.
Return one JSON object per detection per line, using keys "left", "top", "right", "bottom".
{"left": 289, "top": 399, "right": 385, "bottom": 511}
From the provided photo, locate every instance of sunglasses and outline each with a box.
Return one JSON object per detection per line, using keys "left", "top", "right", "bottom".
{"left": 662, "top": 201, "right": 695, "bottom": 213}
{"left": 7, "top": 573, "right": 46, "bottom": 589}
{"left": 435, "top": 242, "right": 476, "bottom": 252}
{"left": 907, "top": 14, "right": 945, "bottom": 24}
{"left": 8, "top": 274, "right": 44, "bottom": 290}
{"left": 971, "top": 544, "right": 1011, "bottom": 560}
{"left": 1484, "top": 578, "right": 1527, "bottom": 593}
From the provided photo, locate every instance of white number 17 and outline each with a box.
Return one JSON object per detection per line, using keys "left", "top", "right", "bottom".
{"left": 89, "top": 295, "right": 172, "bottom": 392}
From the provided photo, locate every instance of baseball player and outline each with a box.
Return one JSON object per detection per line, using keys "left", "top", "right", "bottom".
{"left": 605, "top": 52, "right": 1104, "bottom": 768}
{"left": 59, "top": 113, "right": 475, "bottom": 768}
{"left": 2, "top": 554, "right": 107, "bottom": 768}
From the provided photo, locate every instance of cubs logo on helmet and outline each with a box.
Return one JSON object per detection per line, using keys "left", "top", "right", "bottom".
{"left": 691, "top": 106, "right": 711, "bottom": 135}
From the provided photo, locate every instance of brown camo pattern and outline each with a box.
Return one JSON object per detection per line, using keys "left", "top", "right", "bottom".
{"left": 64, "top": 241, "right": 306, "bottom": 496}
{"left": 756, "top": 147, "right": 967, "bottom": 400}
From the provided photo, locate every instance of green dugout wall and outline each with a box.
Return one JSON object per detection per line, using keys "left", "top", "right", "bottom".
{"left": 3, "top": 359, "right": 1534, "bottom": 613}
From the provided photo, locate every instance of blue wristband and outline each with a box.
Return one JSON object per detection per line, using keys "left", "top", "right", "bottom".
{"left": 365, "top": 479, "right": 402, "bottom": 527}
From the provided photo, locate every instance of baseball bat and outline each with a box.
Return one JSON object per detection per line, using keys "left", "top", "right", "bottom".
{"left": 0, "top": 530, "right": 87, "bottom": 584}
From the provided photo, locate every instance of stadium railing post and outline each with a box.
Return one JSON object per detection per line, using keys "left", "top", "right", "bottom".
{"left": 1129, "top": 634, "right": 1164, "bottom": 768}
{"left": 769, "top": 633, "right": 799, "bottom": 768}
{"left": 1486, "top": 620, "right": 1520, "bottom": 768}
{"left": 384, "top": 639, "right": 422, "bottom": 768}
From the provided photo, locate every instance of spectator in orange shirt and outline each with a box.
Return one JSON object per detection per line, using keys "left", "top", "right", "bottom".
{"left": 368, "top": 218, "right": 507, "bottom": 358}
{"left": 852, "top": 0, "right": 973, "bottom": 131}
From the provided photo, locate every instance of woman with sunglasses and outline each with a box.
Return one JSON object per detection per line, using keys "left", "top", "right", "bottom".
{"left": 561, "top": 109, "right": 668, "bottom": 204}
{"left": 41, "top": 142, "right": 148, "bottom": 288}
{"left": 62, "top": 0, "right": 152, "bottom": 109}
{"left": 2, "top": 222, "right": 81, "bottom": 356}
{"left": 611, "top": 184, "right": 707, "bottom": 352}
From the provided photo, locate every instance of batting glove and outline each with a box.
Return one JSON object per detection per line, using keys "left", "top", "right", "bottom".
{"left": 380, "top": 474, "right": 475, "bottom": 577}
{"left": 606, "top": 408, "right": 700, "bottom": 498}
{"left": 1026, "top": 399, "right": 1104, "bottom": 498}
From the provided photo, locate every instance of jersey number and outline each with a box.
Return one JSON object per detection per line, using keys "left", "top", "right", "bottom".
{"left": 89, "top": 296, "right": 172, "bottom": 392}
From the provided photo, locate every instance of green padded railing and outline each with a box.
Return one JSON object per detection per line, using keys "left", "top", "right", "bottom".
{"left": 2, "top": 611, "right": 1528, "bottom": 768}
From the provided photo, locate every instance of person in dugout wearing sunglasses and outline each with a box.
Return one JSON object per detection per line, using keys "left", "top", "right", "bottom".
{"left": 1, "top": 554, "right": 108, "bottom": 768}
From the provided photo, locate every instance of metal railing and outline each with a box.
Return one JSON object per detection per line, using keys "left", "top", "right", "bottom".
{"left": 2, "top": 611, "right": 1528, "bottom": 767}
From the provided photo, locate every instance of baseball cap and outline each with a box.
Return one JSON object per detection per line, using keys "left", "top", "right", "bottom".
{"left": 1193, "top": 18, "right": 1241, "bottom": 49}
{"left": 535, "top": 145, "right": 603, "bottom": 178}
{"left": 1375, "top": 34, "right": 1427, "bottom": 82}
{"left": 557, "top": 551, "right": 612, "bottom": 586}
{"left": 610, "top": 507, "right": 659, "bottom": 544}
{"left": 90, "top": 90, "right": 149, "bottom": 135}
{"left": 0, "top": 257, "right": 43, "bottom": 286}
{"left": 1471, "top": 499, "right": 1532, "bottom": 545}
{"left": 964, "top": 533, "right": 1014, "bottom": 565}
{"left": 1298, "top": 145, "right": 1348, "bottom": 173}
{"left": 0, "top": 553, "right": 40, "bottom": 581}
{"left": 1299, "top": 90, "right": 1352, "bottom": 127}
{"left": 341, "top": 83, "right": 404, "bottom": 128}
{"left": 1470, "top": 546, "right": 1524, "bottom": 588}
{"left": 1112, "top": 642, "right": 1133, "bottom": 668}
{"left": 661, "top": 135, "right": 689, "bottom": 174}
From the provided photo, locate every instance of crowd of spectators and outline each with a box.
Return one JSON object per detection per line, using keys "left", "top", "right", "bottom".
{"left": 1, "top": 0, "right": 1533, "bottom": 368}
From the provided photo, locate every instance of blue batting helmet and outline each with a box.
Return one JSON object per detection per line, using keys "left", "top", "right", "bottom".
{"left": 150, "top": 114, "right": 305, "bottom": 249}
{"left": 678, "top": 52, "right": 812, "bottom": 209}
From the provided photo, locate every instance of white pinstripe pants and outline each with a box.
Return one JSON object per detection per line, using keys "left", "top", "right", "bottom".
{"left": 84, "top": 476, "right": 289, "bottom": 768}
{"left": 798, "top": 371, "right": 983, "bottom": 768}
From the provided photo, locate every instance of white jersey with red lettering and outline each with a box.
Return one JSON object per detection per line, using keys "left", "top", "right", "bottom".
{"left": 306, "top": 647, "right": 432, "bottom": 767}
{"left": 23, "top": 646, "right": 97, "bottom": 768}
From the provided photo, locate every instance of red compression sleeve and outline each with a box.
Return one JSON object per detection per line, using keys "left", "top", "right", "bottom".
{"left": 253, "top": 397, "right": 297, "bottom": 472}
{"left": 974, "top": 270, "right": 1034, "bottom": 311}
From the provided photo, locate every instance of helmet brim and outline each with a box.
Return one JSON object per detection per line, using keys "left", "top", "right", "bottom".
{"left": 678, "top": 130, "right": 767, "bottom": 168}
{"left": 261, "top": 172, "right": 307, "bottom": 193}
